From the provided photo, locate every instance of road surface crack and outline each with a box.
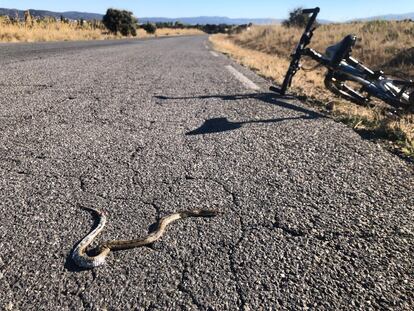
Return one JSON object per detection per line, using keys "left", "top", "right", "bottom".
{"left": 73, "top": 270, "right": 96, "bottom": 310}
{"left": 273, "top": 217, "right": 305, "bottom": 237}
{"left": 227, "top": 228, "right": 259, "bottom": 311}
{"left": 177, "top": 263, "right": 205, "bottom": 310}
{"left": 79, "top": 175, "right": 87, "bottom": 192}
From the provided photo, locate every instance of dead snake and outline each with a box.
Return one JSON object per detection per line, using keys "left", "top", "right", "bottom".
{"left": 72, "top": 207, "right": 219, "bottom": 269}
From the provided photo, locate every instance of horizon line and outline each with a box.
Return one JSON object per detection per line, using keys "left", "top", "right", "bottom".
{"left": 1, "top": 7, "right": 414, "bottom": 22}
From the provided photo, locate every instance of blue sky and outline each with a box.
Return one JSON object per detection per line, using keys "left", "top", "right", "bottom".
{"left": 1, "top": 1, "right": 414, "bottom": 21}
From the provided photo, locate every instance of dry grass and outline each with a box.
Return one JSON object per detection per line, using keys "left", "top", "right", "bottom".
{"left": 136, "top": 28, "right": 151, "bottom": 38}
{"left": 118, "top": 27, "right": 204, "bottom": 39}
{"left": 0, "top": 17, "right": 117, "bottom": 42}
{"left": 132, "top": 28, "right": 205, "bottom": 39}
{"left": 210, "top": 21, "right": 414, "bottom": 160}
{"left": 233, "top": 21, "right": 414, "bottom": 74}
{"left": 156, "top": 28, "right": 205, "bottom": 36}
{"left": 0, "top": 16, "right": 204, "bottom": 42}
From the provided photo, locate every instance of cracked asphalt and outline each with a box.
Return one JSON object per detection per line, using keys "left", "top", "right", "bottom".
{"left": 0, "top": 36, "right": 413, "bottom": 310}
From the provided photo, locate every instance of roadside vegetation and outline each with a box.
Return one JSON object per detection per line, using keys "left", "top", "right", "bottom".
{"left": 0, "top": 14, "right": 112, "bottom": 42}
{"left": 154, "top": 28, "right": 204, "bottom": 36}
{"left": 140, "top": 22, "right": 204, "bottom": 37}
{"left": 210, "top": 18, "right": 414, "bottom": 161}
{"left": 103, "top": 9, "right": 137, "bottom": 37}
{"left": 0, "top": 9, "right": 204, "bottom": 42}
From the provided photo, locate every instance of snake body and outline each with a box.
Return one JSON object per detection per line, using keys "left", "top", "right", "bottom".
{"left": 72, "top": 207, "right": 218, "bottom": 269}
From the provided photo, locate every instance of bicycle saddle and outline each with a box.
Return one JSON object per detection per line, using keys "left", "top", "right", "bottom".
{"left": 325, "top": 34, "right": 357, "bottom": 68}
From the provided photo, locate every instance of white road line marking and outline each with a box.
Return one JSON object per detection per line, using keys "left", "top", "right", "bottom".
{"left": 225, "top": 65, "right": 260, "bottom": 91}
{"left": 210, "top": 51, "right": 219, "bottom": 57}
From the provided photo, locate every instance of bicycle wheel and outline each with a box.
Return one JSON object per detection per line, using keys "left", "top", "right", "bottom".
{"left": 324, "top": 72, "right": 370, "bottom": 106}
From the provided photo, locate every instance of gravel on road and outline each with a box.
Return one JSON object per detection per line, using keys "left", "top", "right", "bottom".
{"left": 0, "top": 36, "right": 413, "bottom": 310}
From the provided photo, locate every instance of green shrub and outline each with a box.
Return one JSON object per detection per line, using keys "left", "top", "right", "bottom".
{"left": 282, "top": 7, "right": 312, "bottom": 28}
{"left": 102, "top": 8, "right": 137, "bottom": 36}
{"left": 142, "top": 22, "right": 157, "bottom": 34}
{"left": 174, "top": 21, "right": 185, "bottom": 29}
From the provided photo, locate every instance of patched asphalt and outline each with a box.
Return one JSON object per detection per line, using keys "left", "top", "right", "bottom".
{"left": 0, "top": 36, "right": 413, "bottom": 310}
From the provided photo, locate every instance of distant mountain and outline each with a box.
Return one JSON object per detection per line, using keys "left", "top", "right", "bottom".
{"left": 59, "top": 11, "right": 104, "bottom": 20}
{"left": 0, "top": 8, "right": 103, "bottom": 20}
{"left": 351, "top": 12, "right": 414, "bottom": 22}
{"left": 139, "top": 16, "right": 281, "bottom": 25}
{"left": 1, "top": 7, "right": 412, "bottom": 25}
{"left": 0, "top": 9, "right": 280, "bottom": 25}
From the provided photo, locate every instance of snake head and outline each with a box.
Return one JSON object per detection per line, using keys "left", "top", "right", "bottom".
{"left": 194, "top": 209, "right": 221, "bottom": 217}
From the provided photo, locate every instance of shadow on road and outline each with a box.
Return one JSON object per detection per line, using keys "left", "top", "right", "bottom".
{"left": 155, "top": 92, "right": 323, "bottom": 118}
{"left": 155, "top": 92, "right": 323, "bottom": 135}
{"left": 186, "top": 116, "right": 313, "bottom": 135}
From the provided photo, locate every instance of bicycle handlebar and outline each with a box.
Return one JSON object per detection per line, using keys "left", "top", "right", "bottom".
{"left": 294, "top": 8, "right": 320, "bottom": 54}
{"left": 278, "top": 7, "right": 321, "bottom": 95}
{"left": 301, "top": 7, "right": 320, "bottom": 15}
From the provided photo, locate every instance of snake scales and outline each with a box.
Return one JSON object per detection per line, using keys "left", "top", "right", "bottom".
{"left": 72, "top": 207, "right": 219, "bottom": 269}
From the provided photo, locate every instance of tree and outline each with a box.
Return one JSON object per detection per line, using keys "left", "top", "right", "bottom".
{"left": 174, "top": 21, "right": 184, "bottom": 29}
{"left": 60, "top": 15, "right": 69, "bottom": 24}
{"left": 102, "top": 8, "right": 137, "bottom": 36}
{"left": 24, "top": 10, "right": 33, "bottom": 27}
{"left": 77, "top": 18, "right": 85, "bottom": 28}
{"left": 142, "top": 22, "right": 157, "bottom": 34}
{"left": 283, "top": 7, "right": 312, "bottom": 28}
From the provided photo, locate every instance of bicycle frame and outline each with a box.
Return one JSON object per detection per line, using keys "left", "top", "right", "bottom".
{"left": 274, "top": 7, "right": 414, "bottom": 109}
{"left": 305, "top": 48, "right": 413, "bottom": 107}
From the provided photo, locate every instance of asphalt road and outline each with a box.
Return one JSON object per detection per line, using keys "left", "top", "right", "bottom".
{"left": 0, "top": 36, "right": 413, "bottom": 310}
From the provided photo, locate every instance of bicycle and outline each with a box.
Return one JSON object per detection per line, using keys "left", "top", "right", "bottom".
{"left": 270, "top": 7, "right": 414, "bottom": 110}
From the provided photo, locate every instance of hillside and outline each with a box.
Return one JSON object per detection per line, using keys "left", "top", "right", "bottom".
{"left": 1, "top": 7, "right": 414, "bottom": 24}
{"left": 139, "top": 16, "right": 281, "bottom": 25}
{"left": 352, "top": 12, "right": 414, "bottom": 21}
{"left": 0, "top": 8, "right": 103, "bottom": 20}
{"left": 0, "top": 9, "right": 281, "bottom": 25}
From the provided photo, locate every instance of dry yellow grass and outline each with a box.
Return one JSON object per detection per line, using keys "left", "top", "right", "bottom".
{"left": 0, "top": 17, "right": 117, "bottom": 42}
{"left": 210, "top": 22, "right": 414, "bottom": 159}
{"left": 131, "top": 28, "right": 205, "bottom": 39}
{"left": 156, "top": 28, "right": 205, "bottom": 36}
{"left": 136, "top": 28, "right": 151, "bottom": 38}
{"left": 233, "top": 21, "right": 414, "bottom": 75}
{"left": 0, "top": 16, "right": 204, "bottom": 42}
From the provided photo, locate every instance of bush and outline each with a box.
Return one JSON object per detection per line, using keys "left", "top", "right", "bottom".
{"left": 129, "top": 26, "right": 137, "bottom": 37}
{"left": 142, "top": 22, "right": 157, "bottom": 34}
{"left": 102, "top": 8, "right": 137, "bottom": 36}
{"left": 202, "top": 24, "right": 229, "bottom": 34}
{"left": 60, "top": 15, "right": 69, "bottom": 24}
{"left": 283, "top": 7, "right": 312, "bottom": 28}
{"left": 174, "top": 21, "right": 185, "bottom": 29}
